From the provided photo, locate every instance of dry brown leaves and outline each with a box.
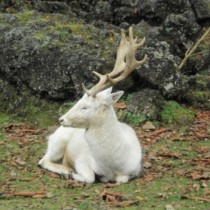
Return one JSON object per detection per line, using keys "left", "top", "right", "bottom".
{"left": 98, "top": 190, "right": 138, "bottom": 207}
{"left": 137, "top": 110, "right": 210, "bottom": 203}
{"left": 181, "top": 181, "right": 210, "bottom": 203}
{"left": 64, "top": 180, "right": 86, "bottom": 189}
{"left": 3, "top": 123, "right": 42, "bottom": 141}
{"left": 0, "top": 190, "right": 47, "bottom": 199}
{"left": 137, "top": 110, "right": 210, "bottom": 144}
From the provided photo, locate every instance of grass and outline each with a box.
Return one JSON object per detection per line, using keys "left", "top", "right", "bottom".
{"left": 0, "top": 111, "right": 210, "bottom": 210}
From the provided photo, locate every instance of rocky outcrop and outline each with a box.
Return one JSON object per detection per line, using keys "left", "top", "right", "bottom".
{"left": 190, "top": 0, "right": 210, "bottom": 23}
{"left": 0, "top": 0, "right": 209, "bottom": 122}
{"left": 0, "top": 11, "right": 118, "bottom": 100}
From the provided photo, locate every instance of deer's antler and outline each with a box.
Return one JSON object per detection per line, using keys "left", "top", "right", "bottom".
{"left": 83, "top": 27, "right": 147, "bottom": 97}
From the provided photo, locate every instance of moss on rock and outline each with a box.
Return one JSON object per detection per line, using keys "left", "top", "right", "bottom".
{"left": 0, "top": 79, "right": 61, "bottom": 128}
{"left": 185, "top": 73, "right": 210, "bottom": 109}
{"left": 160, "top": 100, "right": 196, "bottom": 125}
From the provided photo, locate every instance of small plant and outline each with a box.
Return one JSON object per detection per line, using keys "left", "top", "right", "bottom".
{"left": 117, "top": 110, "right": 146, "bottom": 126}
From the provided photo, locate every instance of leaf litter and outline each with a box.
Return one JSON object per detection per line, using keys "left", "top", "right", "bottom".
{"left": 0, "top": 110, "right": 210, "bottom": 208}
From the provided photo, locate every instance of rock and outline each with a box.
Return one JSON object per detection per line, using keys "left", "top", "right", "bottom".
{"left": 163, "top": 13, "right": 202, "bottom": 55}
{"left": 143, "top": 161, "right": 152, "bottom": 169}
{"left": 165, "top": 205, "right": 175, "bottom": 210}
{"left": 142, "top": 121, "right": 156, "bottom": 131}
{"left": 137, "top": 0, "right": 193, "bottom": 24}
{"left": 189, "top": 0, "right": 210, "bottom": 23}
{"left": 127, "top": 89, "right": 164, "bottom": 120}
{"left": 34, "top": 1, "right": 74, "bottom": 16}
{"left": 134, "top": 31, "right": 189, "bottom": 98}
{"left": 0, "top": 11, "right": 119, "bottom": 100}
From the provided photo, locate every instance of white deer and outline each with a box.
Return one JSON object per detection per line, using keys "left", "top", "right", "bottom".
{"left": 39, "top": 27, "right": 147, "bottom": 184}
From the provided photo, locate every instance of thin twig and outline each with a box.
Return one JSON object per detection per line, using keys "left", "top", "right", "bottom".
{"left": 179, "top": 27, "right": 210, "bottom": 70}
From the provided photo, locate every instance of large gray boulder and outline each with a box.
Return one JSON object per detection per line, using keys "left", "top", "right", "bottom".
{"left": 0, "top": 12, "right": 119, "bottom": 100}
{"left": 0, "top": 0, "right": 209, "bottom": 122}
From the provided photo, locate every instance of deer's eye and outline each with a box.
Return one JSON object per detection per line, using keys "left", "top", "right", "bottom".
{"left": 81, "top": 106, "right": 89, "bottom": 111}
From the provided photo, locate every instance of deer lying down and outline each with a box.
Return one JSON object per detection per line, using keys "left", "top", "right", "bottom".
{"left": 39, "top": 27, "right": 147, "bottom": 183}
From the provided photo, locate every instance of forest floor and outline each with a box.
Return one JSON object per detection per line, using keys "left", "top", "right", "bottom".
{"left": 0, "top": 110, "right": 210, "bottom": 210}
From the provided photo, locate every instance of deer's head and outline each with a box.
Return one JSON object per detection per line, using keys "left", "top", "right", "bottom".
{"left": 59, "top": 87, "right": 124, "bottom": 128}
{"left": 59, "top": 27, "right": 147, "bottom": 128}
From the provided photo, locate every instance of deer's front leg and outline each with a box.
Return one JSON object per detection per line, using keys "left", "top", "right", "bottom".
{"left": 39, "top": 130, "right": 72, "bottom": 178}
{"left": 39, "top": 158, "right": 73, "bottom": 179}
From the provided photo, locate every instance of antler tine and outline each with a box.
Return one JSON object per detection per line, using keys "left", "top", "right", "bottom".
{"left": 82, "top": 29, "right": 130, "bottom": 97}
{"left": 82, "top": 26, "right": 147, "bottom": 97}
{"left": 82, "top": 70, "right": 111, "bottom": 96}
{"left": 108, "top": 29, "right": 129, "bottom": 78}
{"left": 108, "top": 26, "right": 147, "bottom": 84}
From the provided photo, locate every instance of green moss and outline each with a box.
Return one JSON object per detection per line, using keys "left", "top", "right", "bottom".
{"left": 191, "top": 90, "right": 209, "bottom": 101}
{"left": 0, "top": 86, "right": 61, "bottom": 128}
{"left": 196, "top": 76, "right": 209, "bottom": 90}
{"left": 185, "top": 73, "right": 210, "bottom": 108}
{"left": 1, "top": 10, "right": 115, "bottom": 55}
{"left": 16, "top": 10, "right": 33, "bottom": 23}
{"left": 160, "top": 100, "right": 195, "bottom": 125}
{"left": 34, "top": 31, "right": 48, "bottom": 40}
{"left": 117, "top": 109, "right": 146, "bottom": 126}
{"left": 0, "top": 113, "right": 9, "bottom": 125}
{"left": 15, "top": 97, "right": 61, "bottom": 128}
{"left": 187, "top": 90, "right": 210, "bottom": 109}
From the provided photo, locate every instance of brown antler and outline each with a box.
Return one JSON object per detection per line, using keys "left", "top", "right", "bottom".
{"left": 83, "top": 26, "right": 147, "bottom": 97}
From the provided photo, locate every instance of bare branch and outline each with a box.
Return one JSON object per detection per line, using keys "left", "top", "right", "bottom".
{"left": 179, "top": 27, "right": 210, "bottom": 70}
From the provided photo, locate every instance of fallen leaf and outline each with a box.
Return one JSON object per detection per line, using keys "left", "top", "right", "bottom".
{"left": 114, "top": 101, "right": 127, "bottom": 109}
{"left": 2, "top": 190, "right": 47, "bottom": 198}
{"left": 143, "top": 161, "right": 152, "bottom": 169}
{"left": 98, "top": 190, "right": 138, "bottom": 207}
{"left": 139, "top": 173, "right": 163, "bottom": 185}
{"left": 189, "top": 171, "right": 210, "bottom": 180}
{"left": 15, "top": 158, "right": 26, "bottom": 166}
{"left": 64, "top": 180, "right": 86, "bottom": 188}
{"left": 157, "top": 152, "right": 181, "bottom": 159}
{"left": 105, "top": 183, "right": 120, "bottom": 188}
{"left": 181, "top": 194, "right": 210, "bottom": 202}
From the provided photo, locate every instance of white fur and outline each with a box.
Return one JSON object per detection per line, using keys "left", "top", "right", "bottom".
{"left": 39, "top": 88, "right": 142, "bottom": 183}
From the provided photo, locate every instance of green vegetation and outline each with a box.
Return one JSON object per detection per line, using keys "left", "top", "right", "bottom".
{"left": 186, "top": 73, "right": 210, "bottom": 109}
{"left": 160, "top": 100, "right": 196, "bottom": 125}
{"left": 116, "top": 94, "right": 146, "bottom": 126}
{"left": 0, "top": 113, "right": 9, "bottom": 125}
{"left": 0, "top": 9, "right": 116, "bottom": 57}
{"left": 117, "top": 110, "right": 146, "bottom": 126}
{"left": 16, "top": 10, "right": 33, "bottom": 23}
{"left": 0, "top": 92, "right": 60, "bottom": 128}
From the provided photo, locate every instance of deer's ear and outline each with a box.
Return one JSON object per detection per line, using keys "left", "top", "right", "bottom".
{"left": 97, "top": 87, "right": 113, "bottom": 97}
{"left": 105, "top": 91, "right": 124, "bottom": 105}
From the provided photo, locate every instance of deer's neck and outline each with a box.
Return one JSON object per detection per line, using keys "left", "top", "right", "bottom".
{"left": 85, "top": 107, "right": 124, "bottom": 146}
